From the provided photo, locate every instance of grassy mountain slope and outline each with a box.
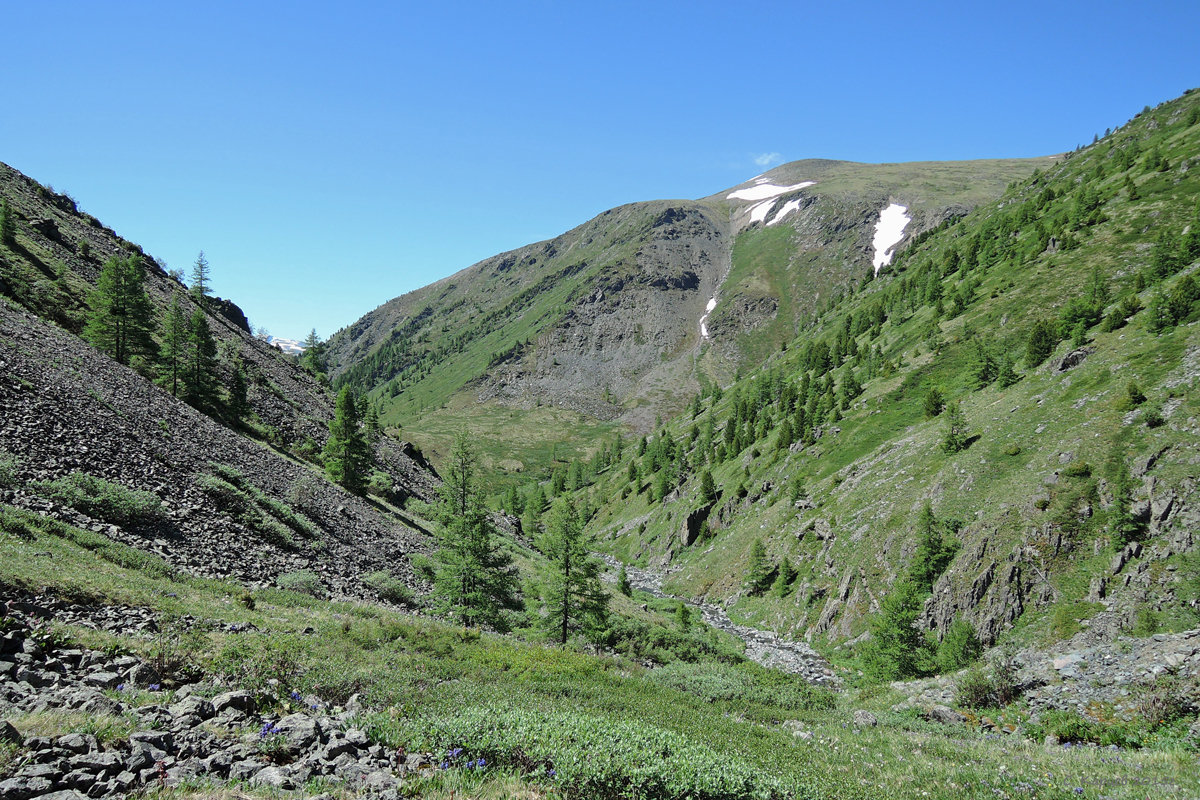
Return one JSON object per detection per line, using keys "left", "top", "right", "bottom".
{"left": 573, "top": 90, "right": 1200, "bottom": 663}
{"left": 329, "top": 158, "right": 1046, "bottom": 488}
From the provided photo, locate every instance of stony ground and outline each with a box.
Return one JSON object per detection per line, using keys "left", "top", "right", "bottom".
{"left": 0, "top": 588, "right": 441, "bottom": 800}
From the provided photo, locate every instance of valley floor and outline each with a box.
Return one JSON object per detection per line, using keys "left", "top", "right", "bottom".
{"left": 2, "top": 509, "right": 1198, "bottom": 800}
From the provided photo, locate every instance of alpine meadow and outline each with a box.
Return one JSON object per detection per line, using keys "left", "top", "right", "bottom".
{"left": 2, "top": 43, "right": 1200, "bottom": 800}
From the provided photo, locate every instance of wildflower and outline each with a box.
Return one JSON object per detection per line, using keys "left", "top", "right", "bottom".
{"left": 477, "top": 758, "right": 486, "bottom": 768}
{"left": 1074, "top": 789, "right": 1084, "bottom": 795}
{"left": 548, "top": 768, "right": 556, "bottom": 777}
{"left": 116, "top": 683, "right": 126, "bottom": 691}
{"left": 149, "top": 683, "right": 161, "bottom": 691}
{"left": 290, "top": 690, "right": 302, "bottom": 701}
{"left": 440, "top": 762, "right": 449, "bottom": 770}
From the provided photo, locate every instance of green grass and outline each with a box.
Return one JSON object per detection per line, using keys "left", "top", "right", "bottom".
{"left": 3, "top": 506, "right": 1197, "bottom": 799}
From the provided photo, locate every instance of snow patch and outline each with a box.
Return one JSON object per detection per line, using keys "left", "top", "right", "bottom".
{"left": 726, "top": 181, "right": 815, "bottom": 202}
{"left": 871, "top": 203, "right": 911, "bottom": 273}
{"left": 767, "top": 198, "right": 803, "bottom": 226}
{"left": 699, "top": 296, "right": 719, "bottom": 341}
{"left": 748, "top": 200, "right": 777, "bottom": 224}
{"left": 267, "top": 336, "right": 306, "bottom": 355}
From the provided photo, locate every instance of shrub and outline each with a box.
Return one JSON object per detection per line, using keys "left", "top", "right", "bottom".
{"left": 33, "top": 473, "right": 163, "bottom": 524}
{"left": 1144, "top": 407, "right": 1166, "bottom": 428}
{"left": 362, "top": 570, "right": 415, "bottom": 605}
{"left": 373, "top": 703, "right": 794, "bottom": 800}
{"left": 277, "top": 570, "right": 324, "bottom": 597}
{"left": 646, "top": 661, "right": 834, "bottom": 713}
{"left": 1062, "top": 460, "right": 1092, "bottom": 478}
{"left": 936, "top": 618, "right": 982, "bottom": 672}
{"left": 0, "top": 450, "right": 19, "bottom": 488}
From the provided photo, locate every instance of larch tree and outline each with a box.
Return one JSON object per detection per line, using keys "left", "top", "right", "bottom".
{"left": 183, "top": 307, "right": 218, "bottom": 405}
{"left": 189, "top": 251, "right": 211, "bottom": 303}
{"left": 158, "top": 291, "right": 188, "bottom": 396}
{"left": 431, "top": 434, "right": 520, "bottom": 629}
{"left": 540, "top": 496, "right": 608, "bottom": 645}
{"left": 82, "top": 254, "right": 157, "bottom": 367}
{"left": 323, "top": 386, "right": 372, "bottom": 494}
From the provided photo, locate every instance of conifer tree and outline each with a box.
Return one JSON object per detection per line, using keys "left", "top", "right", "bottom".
{"left": 908, "top": 502, "right": 955, "bottom": 590}
{"left": 971, "top": 339, "right": 997, "bottom": 388}
{"left": 189, "top": 251, "right": 211, "bottom": 302}
{"left": 772, "top": 556, "right": 796, "bottom": 598}
{"left": 183, "top": 307, "right": 218, "bottom": 404}
{"left": 158, "top": 291, "right": 188, "bottom": 396}
{"left": 744, "top": 538, "right": 772, "bottom": 595}
{"left": 942, "top": 400, "right": 969, "bottom": 454}
{"left": 862, "top": 579, "right": 932, "bottom": 680}
{"left": 83, "top": 255, "right": 157, "bottom": 367}
{"left": 0, "top": 199, "right": 15, "bottom": 247}
{"left": 1024, "top": 319, "right": 1057, "bottom": 368}
{"left": 324, "top": 386, "right": 372, "bottom": 493}
{"left": 997, "top": 353, "right": 1020, "bottom": 389}
{"left": 698, "top": 468, "right": 717, "bottom": 506}
{"left": 617, "top": 565, "right": 632, "bottom": 597}
{"left": 541, "top": 496, "right": 607, "bottom": 644}
{"left": 228, "top": 355, "right": 250, "bottom": 421}
{"left": 431, "top": 434, "right": 521, "bottom": 629}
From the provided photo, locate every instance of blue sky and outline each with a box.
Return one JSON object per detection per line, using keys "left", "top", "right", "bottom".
{"left": 4, "top": 1, "right": 1199, "bottom": 340}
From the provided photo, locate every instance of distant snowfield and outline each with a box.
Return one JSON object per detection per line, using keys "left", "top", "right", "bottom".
{"left": 267, "top": 336, "right": 306, "bottom": 355}
{"left": 768, "top": 198, "right": 803, "bottom": 227}
{"left": 726, "top": 181, "right": 815, "bottom": 202}
{"left": 871, "top": 203, "right": 911, "bottom": 273}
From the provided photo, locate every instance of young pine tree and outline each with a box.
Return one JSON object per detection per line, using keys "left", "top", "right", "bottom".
{"left": 1025, "top": 319, "right": 1057, "bottom": 368}
{"left": 541, "top": 497, "right": 607, "bottom": 644}
{"left": 617, "top": 565, "right": 632, "bottom": 597}
{"left": 744, "top": 539, "right": 773, "bottom": 595}
{"left": 228, "top": 356, "right": 250, "bottom": 421}
{"left": 862, "top": 579, "right": 933, "bottom": 680}
{"left": 323, "top": 386, "right": 372, "bottom": 493}
{"left": 431, "top": 434, "right": 520, "bottom": 629}
{"left": 83, "top": 255, "right": 157, "bottom": 367}
{"left": 942, "top": 400, "right": 970, "bottom": 454}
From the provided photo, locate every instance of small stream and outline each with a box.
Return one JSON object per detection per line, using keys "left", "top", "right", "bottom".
{"left": 601, "top": 555, "right": 839, "bottom": 687}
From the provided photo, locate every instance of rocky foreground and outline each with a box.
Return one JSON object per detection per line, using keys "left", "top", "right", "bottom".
{"left": 0, "top": 590, "right": 438, "bottom": 800}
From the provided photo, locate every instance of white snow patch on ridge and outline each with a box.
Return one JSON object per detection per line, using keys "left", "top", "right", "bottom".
{"left": 768, "top": 198, "right": 803, "bottom": 226}
{"left": 748, "top": 200, "right": 777, "bottom": 224}
{"left": 871, "top": 203, "right": 910, "bottom": 273}
{"left": 727, "top": 181, "right": 815, "bottom": 202}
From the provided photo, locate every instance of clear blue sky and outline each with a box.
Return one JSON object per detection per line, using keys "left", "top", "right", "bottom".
{"left": 5, "top": 1, "right": 1198, "bottom": 340}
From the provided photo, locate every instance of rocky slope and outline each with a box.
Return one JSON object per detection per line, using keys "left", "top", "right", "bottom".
{"left": 327, "top": 158, "right": 1047, "bottom": 445}
{"left": 0, "top": 160, "right": 441, "bottom": 600}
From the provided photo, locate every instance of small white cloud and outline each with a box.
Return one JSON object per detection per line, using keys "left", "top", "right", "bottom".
{"left": 753, "top": 152, "right": 782, "bottom": 167}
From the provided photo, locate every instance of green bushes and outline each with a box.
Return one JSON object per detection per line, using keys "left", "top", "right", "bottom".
{"left": 32, "top": 473, "right": 163, "bottom": 524}
{"left": 276, "top": 570, "right": 324, "bottom": 597}
{"left": 596, "top": 615, "right": 744, "bottom": 666}
{"left": 362, "top": 570, "right": 415, "bottom": 605}
{"left": 0, "top": 450, "right": 19, "bottom": 488}
{"left": 371, "top": 703, "right": 793, "bottom": 800}
{"left": 0, "top": 505, "right": 173, "bottom": 578}
{"left": 196, "top": 463, "right": 318, "bottom": 549}
{"left": 645, "top": 661, "right": 834, "bottom": 715}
